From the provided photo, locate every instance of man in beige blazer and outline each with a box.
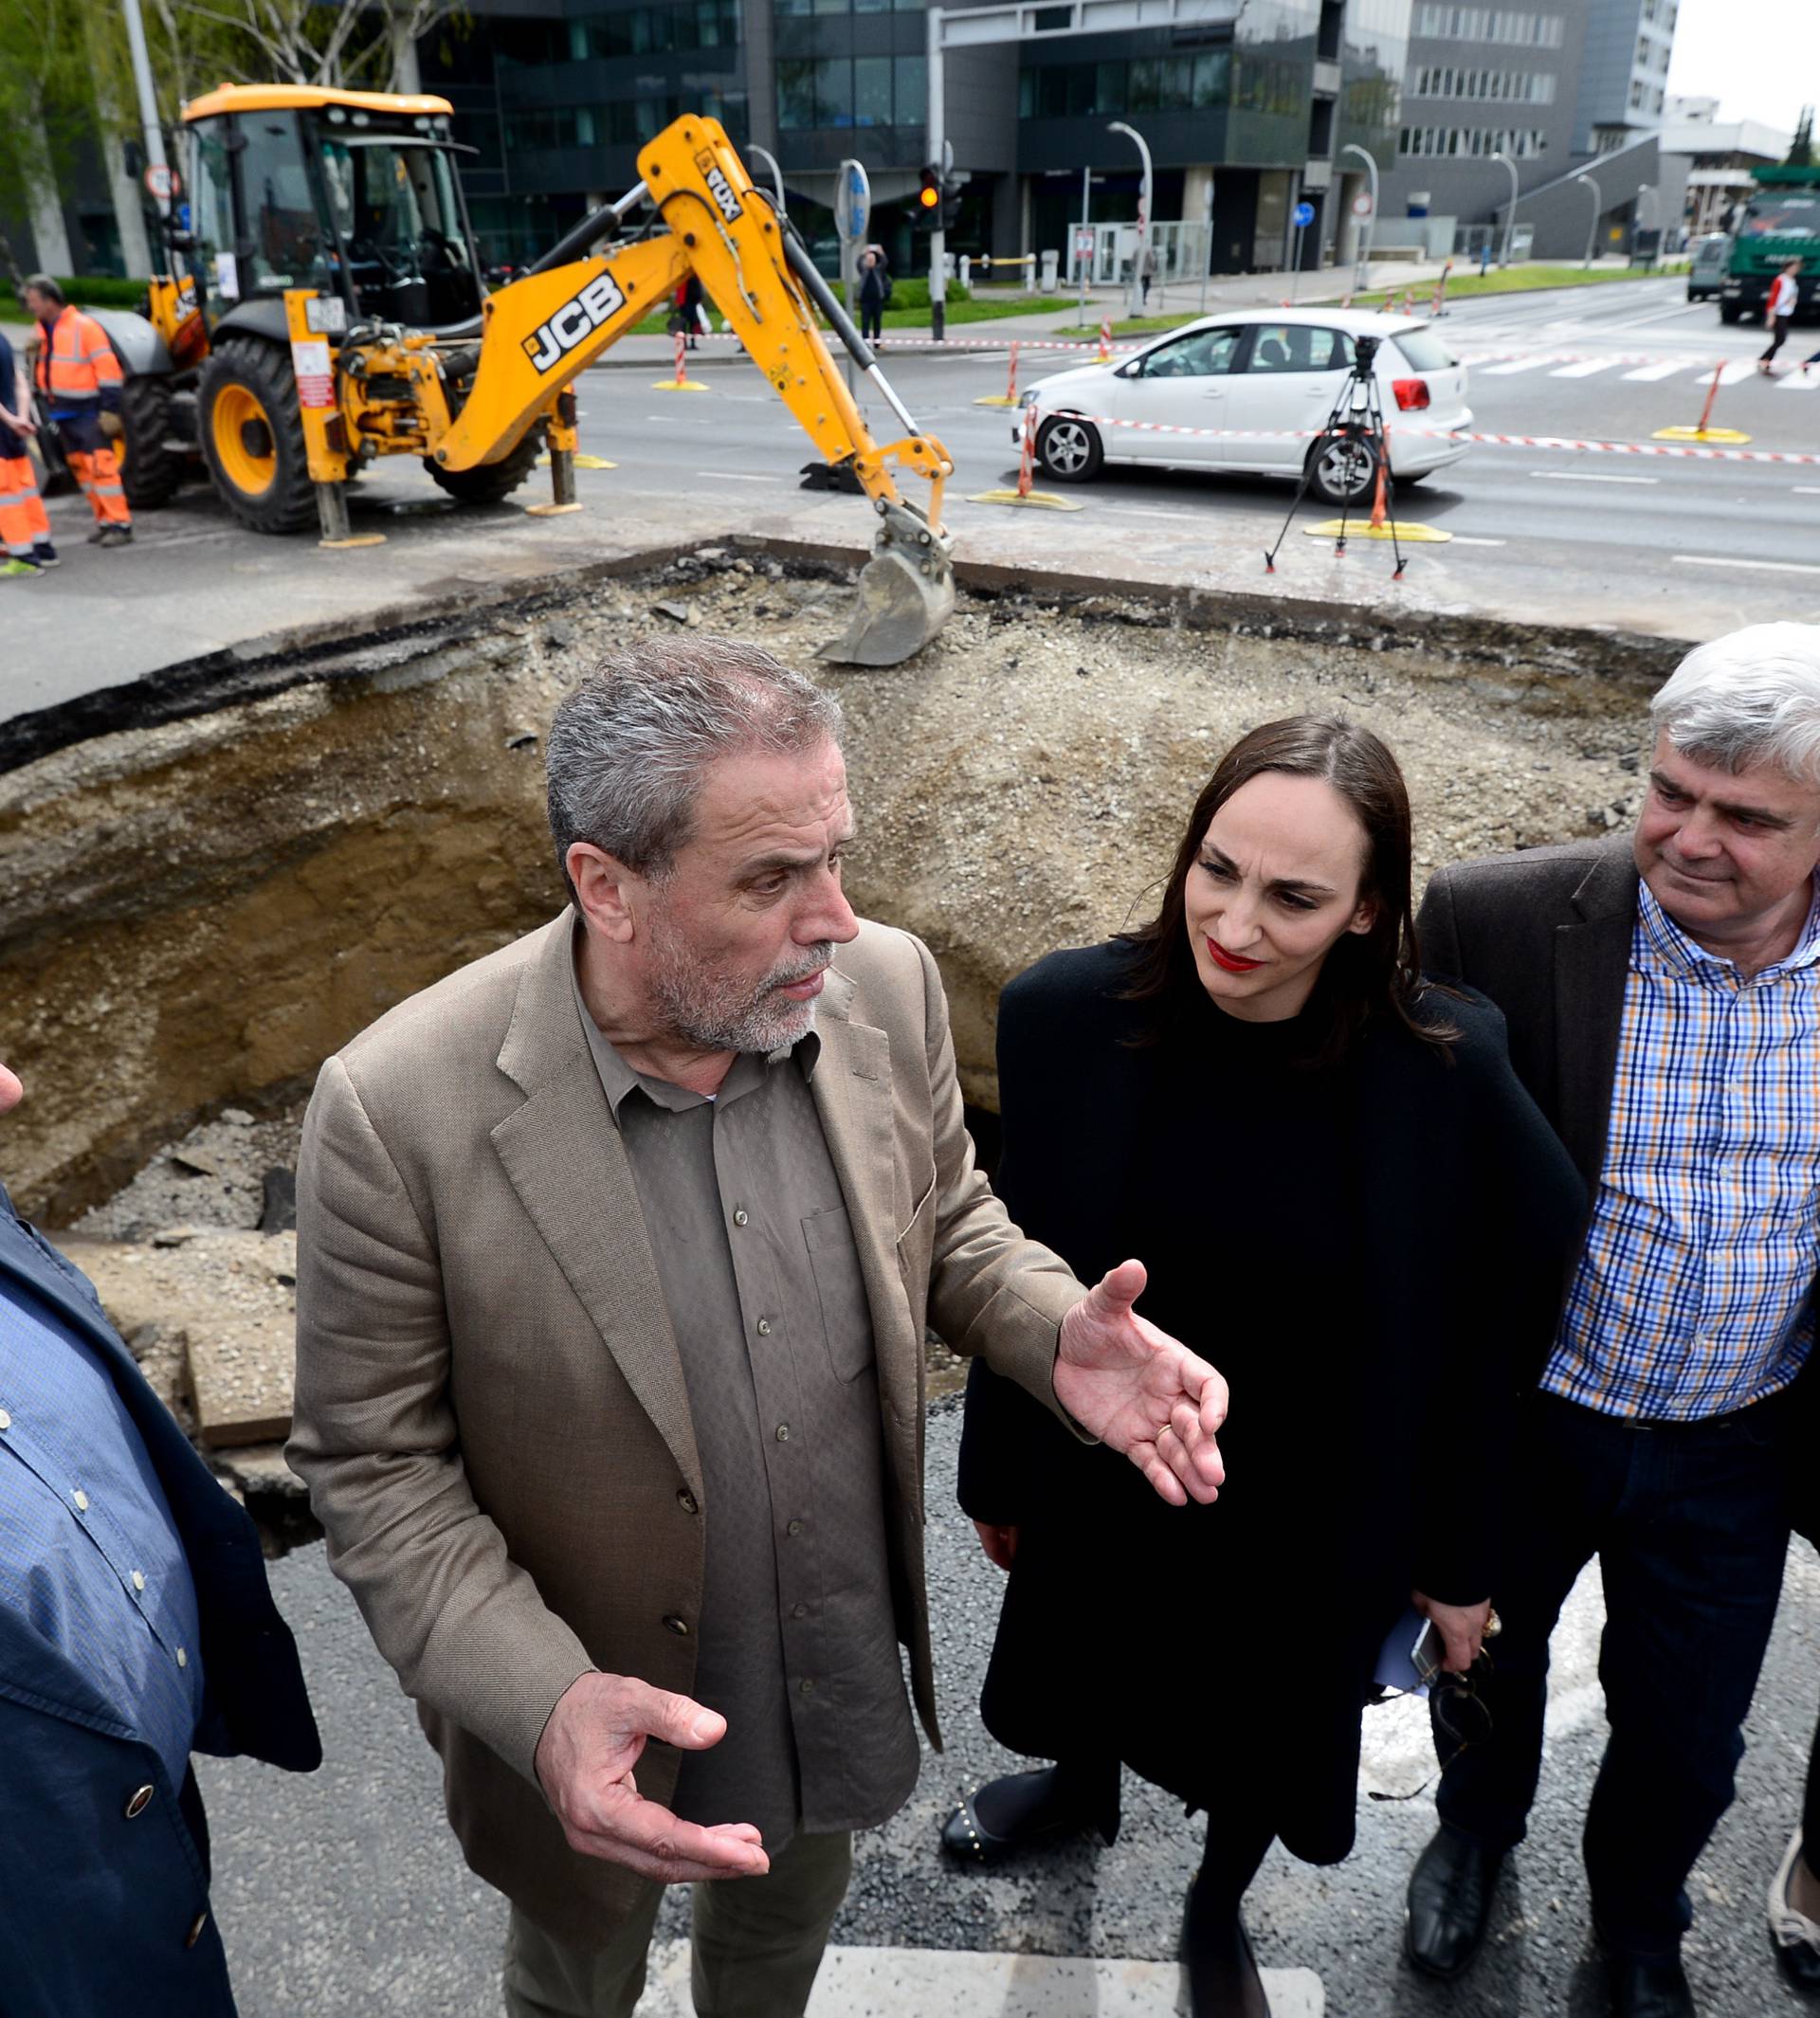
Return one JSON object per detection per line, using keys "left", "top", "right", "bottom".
{"left": 289, "top": 636, "right": 1228, "bottom": 2018}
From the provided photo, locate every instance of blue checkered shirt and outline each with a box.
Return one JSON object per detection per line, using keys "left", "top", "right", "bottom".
{"left": 0, "top": 1273, "right": 206, "bottom": 1789}
{"left": 1543, "top": 874, "right": 1820, "bottom": 1421}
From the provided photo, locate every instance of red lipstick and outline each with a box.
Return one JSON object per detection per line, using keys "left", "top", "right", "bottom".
{"left": 1207, "top": 936, "right": 1263, "bottom": 974}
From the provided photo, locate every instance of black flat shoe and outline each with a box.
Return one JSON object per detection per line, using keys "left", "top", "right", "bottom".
{"left": 1607, "top": 1951, "right": 1697, "bottom": 2018}
{"left": 938, "top": 1765, "right": 1115, "bottom": 1865}
{"left": 1770, "top": 1831, "right": 1820, "bottom": 1992}
{"left": 1405, "top": 1824, "right": 1506, "bottom": 1980}
{"left": 1182, "top": 1889, "right": 1270, "bottom": 2018}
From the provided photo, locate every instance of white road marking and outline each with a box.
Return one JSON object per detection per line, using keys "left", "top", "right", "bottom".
{"left": 1794, "top": 485, "right": 1820, "bottom": 494}
{"left": 1621, "top": 360, "right": 1688, "bottom": 381}
{"left": 695, "top": 470, "right": 784, "bottom": 483}
{"left": 1674, "top": 554, "right": 1820, "bottom": 575}
{"left": 1776, "top": 370, "right": 1820, "bottom": 391}
{"left": 1480, "top": 355, "right": 1556, "bottom": 375}
{"left": 1549, "top": 357, "right": 1619, "bottom": 378}
{"left": 1100, "top": 506, "right": 1218, "bottom": 522}
{"left": 1700, "top": 359, "right": 1759, "bottom": 386}
{"left": 1445, "top": 535, "right": 1509, "bottom": 545}
{"left": 644, "top": 413, "right": 716, "bottom": 424}
{"left": 1528, "top": 470, "right": 1659, "bottom": 484}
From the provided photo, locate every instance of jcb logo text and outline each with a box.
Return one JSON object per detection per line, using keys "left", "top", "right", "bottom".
{"left": 523, "top": 272, "right": 627, "bottom": 374}
{"left": 704, "top": 166, "right": 743, "bottom": 224}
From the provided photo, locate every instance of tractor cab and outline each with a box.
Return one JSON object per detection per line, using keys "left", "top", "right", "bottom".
{"left": 178, "top": 83, "right": 484, "bottom": 336}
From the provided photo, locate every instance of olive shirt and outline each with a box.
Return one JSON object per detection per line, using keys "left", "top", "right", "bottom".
{"left": 569, "top": 953, "right": 920, "bottom": 1850}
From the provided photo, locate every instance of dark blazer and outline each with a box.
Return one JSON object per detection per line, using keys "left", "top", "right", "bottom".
{"left": 1414, "top": 833, "right": 1638, "bottom": 1191}
{"left": 956, "top": 942, "right": 1585, "bottom": 1861}
{"left": 0, "top": 1182, "right": 319, "bottom": 2018}
{"left": 1416, "top": 831, "right": 1820, "bottom": 1539}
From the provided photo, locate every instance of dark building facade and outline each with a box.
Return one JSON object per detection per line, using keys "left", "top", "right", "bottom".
{"left": 424, "top": 0, "right": 1412, "bottom": 277}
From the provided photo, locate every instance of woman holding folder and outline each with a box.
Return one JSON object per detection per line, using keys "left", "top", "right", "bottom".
{"left": 944, "top": 715, "right": 1583, "bottom": 2013}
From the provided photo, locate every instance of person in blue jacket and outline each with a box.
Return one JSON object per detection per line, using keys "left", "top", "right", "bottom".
{"left": 0, "top": 1058, "right": 319, "bottom": 2015}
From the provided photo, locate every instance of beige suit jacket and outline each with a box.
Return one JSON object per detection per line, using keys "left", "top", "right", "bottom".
{"left": 288, "top": 911, "right": 1085, "bottom": 1944}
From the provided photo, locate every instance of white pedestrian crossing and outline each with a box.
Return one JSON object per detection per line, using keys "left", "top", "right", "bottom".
{"left": 1621, "top": 360, "right": 1687, "bottom": 381}
{"left": 1549, "top": 358, "right": 1619, "bottom": 378}
{"left": 1700, "top": 359, "right": 1759, "bottom": 386}
{"left": 1776, "top": 368, "right": 1820, "bottom": 391}
{"left": 1480, "top": 355, "right": 1557, "bottom": 374}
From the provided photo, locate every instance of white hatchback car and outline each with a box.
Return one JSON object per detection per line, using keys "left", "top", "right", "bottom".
{"left": 1017, "top": 308, "right": 1472, "bottom": 504}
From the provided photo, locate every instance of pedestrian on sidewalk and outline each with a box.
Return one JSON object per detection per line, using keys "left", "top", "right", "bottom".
{"left": 0, "top": 1057, "right": 321, "bottom": 2018}
{"left": 1759, "top": 258, "right": 1802, "bottom": 372}
{"left": 289, "top": 636, "right": 1229, "bottom": 2018}
{"left": 1139, "top": 240, "right": 1157, "bottom": 307}
{"left": 941, "top": 716, "right": 1582, "bottom": 2018}
{"left": 0, "top": 324, "right": 56, "bottom": 578}
{"left": 1403, "top": 623, "right": 1820, "bottom": 2018}
{"left": 22, "top": 276, "right": 132, "bottom": 547}
{"left": 858, "top": 248, "right": 890, "bottom": 343}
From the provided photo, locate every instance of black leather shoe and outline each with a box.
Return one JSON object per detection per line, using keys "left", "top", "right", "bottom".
{"left": 1405, "top": 1825, "right": 1505, "bottom": 1980}
{"left": 1182, "top": 1888, "right": 1270, "bottom": 2018}
{"left": 1607, "top": 1952, "right": 1696, "bottom": 2017}
{"left": 1770, "top": 1831, "right": 1820, "bottom": 1992}
{"left": 938, "top": 1766, "right": 1114, "bottom": 1865}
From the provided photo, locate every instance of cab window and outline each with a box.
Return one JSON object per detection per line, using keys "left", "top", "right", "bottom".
{"left": 1244, "top": 324, "right": 1356, "bottom": 373}
{"left": 236, "top": 113, "right": 332, "bottom": 295}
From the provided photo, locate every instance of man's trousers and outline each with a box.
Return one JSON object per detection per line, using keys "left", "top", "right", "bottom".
{"left": 0, "top": 456, "right": 50, "bottom": 557}
{"left": 53, "top": 411, "right": 130, "bottom": 530}
{"left": 1435, "top": 1388, "right": 1793, "bottom": 1960}
{"left": 501, "top": 1827, "right": 851, "bottom": 2018}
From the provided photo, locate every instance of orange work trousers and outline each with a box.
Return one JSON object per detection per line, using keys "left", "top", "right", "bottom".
{"left": 65, "top": 444, "right": 132, "bottom": 529}
{"left": 0, "top": 455, "right": 51, "bottom": 557}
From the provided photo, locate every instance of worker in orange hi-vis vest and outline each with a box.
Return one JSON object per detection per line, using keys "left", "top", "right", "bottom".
{"left": 23, "top": 273, "right": 133, "bottom": 548}
{"left": 0, "top": 323, "right": 57, "bottom": 578}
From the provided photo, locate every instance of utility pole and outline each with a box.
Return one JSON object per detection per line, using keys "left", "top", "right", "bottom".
{"left": 118, "top": 0, "right": 171, "bottom": 225}
{"left": 1338, "top": 142, "right": 1377, "bottom": 292}
{"left": 1107, "top": 119, "right": 1152, "bottom": 318}
{"left": 927, "top": 5, "right": 947, "bottom": 340}
{"left": 1078, "top": 159, "right": 1092, "bottom": 319}
{"left": 1490, "top": 150, "right": 1519, "bottom": 266}
{"left": 1575, "top": 171, "right": 1601, "bottom": 268}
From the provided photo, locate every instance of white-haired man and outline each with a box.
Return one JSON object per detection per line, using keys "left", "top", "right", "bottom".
{"left": 289, "top": 636, "right": 1228, "bottom": 2018}
{"left": 1403, "top": 622, "right": 1820, "bottom": 2018}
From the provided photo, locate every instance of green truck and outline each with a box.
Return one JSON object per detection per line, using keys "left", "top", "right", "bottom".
{"left": 1720, "top": 164, "right": 1820, "bottom": 323}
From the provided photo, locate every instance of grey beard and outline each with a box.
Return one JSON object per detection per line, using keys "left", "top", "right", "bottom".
{"left": 648, "top": 940, "right": 834, "bottom": 1056}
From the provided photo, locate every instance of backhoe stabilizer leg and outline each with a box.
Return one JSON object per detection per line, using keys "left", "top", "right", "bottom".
{"left": 819, "top": 497, "right": 956, "bottom": 668}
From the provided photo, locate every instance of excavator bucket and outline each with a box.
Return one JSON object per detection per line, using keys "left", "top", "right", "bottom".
{"left": 819, "top": 497, "right": 956, "bottom": 668}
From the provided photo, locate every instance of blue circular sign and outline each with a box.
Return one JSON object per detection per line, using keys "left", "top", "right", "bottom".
{"left": 1293, "top": 200, "right": 1317, "bottom": 228}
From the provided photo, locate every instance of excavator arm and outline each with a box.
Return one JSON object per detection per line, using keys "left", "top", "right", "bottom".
{"left": 432, "top": 114, "right": 956, "bottom": 664}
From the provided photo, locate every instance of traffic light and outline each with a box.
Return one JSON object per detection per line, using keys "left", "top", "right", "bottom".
{"left": 917, "top": 166, "right": 941, "bottom": 228}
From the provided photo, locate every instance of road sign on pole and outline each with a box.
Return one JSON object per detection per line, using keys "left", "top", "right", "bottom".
{"left": 144, "top": 162, "right": 181, "bottom": 202}
{"left": 1290, "top": 199, "right": 1314, "bottom": 301}
{"left": 1352, "top": 191, "right": 1373, "bottom": 217}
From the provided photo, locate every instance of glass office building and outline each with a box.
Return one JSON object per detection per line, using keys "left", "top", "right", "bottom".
{"left": 424, "top": 0, "right": 1410, "bottom": 276}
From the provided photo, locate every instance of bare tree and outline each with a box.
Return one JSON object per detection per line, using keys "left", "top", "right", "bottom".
{"left": 164, "top": 0, "right": 464, "bottom": 92}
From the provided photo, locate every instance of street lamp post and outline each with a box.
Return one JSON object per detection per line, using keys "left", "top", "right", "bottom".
{"left": 1575, "top": 171, "right": 1601, "bottom": 270}
{"left": 118, "top": 0, "right": 172, "bottom": 227}
{"left": 1490, "top": 149, "right": 1519, "bottom": 267}
{"left": 1107, "top": 120, "right": 1153, "bottom": 318}
{"left": 1338, "top": 142, "right": 1377, "bottom": 293}
{"left": 926, "top": 5, "right": 947, "bottom": 339}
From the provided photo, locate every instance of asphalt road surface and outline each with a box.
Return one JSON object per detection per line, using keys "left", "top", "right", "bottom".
{"left": 197, "top": 1401, "right": 1820, "bottom": 2018}
{"left": 3, "top": 278, "right": 1818, "bottom": 723}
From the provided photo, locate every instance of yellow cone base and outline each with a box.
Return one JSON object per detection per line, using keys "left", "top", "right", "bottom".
{"left": 1652, "top": 425, "right": 1752, "bottom": 444}
{"left": 525, "top": 501, "right": 585, "bottom": 517}
{"left": 537, "top": 453, "right": 617, "bottom": 469}
{"left": 967, "top": 488, "right": 1085, "bottom": 510}
{"left": 973, "top": 394, "right": 1020, "bottom": 407}
{"left": 651, "top": 379, "right": 710, "bottom": 392}
{"left": 318, "top": 533, "right": 387, "bottom": 550}
{"left": 1304, "top": 518, "right": 1452, "bottom": 543}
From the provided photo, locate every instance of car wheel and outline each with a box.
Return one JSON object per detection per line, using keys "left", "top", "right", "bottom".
{"left": 1037, "top": 414, "right": 1102, "bottom": 482}
{"left": 1719, "top": 300, "right": 1744, "bottom": 324}
{"left": 1307, "top": 430, "right": 1380, "bottom": 507}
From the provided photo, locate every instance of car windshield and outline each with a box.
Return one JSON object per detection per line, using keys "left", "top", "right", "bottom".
{"left": 1739, "top": 197, "right": 1820, "bottom": 240}
{"left": 1138, "top": 326, "right": 1240, "bottom": 376}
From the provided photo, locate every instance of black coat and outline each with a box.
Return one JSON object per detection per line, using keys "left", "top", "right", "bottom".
{"left": 957, "top": 940, "right": 1584, "bottom": 1862}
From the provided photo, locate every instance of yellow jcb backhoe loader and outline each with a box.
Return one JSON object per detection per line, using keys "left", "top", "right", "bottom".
{"left": 85, "top": 85, "right": 955, "bottom": 665}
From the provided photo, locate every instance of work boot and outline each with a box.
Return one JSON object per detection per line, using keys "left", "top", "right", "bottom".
{"left": 85, "top": 525, "right": 108, "bottom": 542}
{"left": 0, "top": 556, "right": 41, "bottom": 579}
{"left": 1406, "top": 1825, "right": 1505, "bottom": 1979}
{"left": 32, "top": 541, "right": 59, "bottom": 567}
{"left": 98, "top": 525, "right": 134, "bottom": 548}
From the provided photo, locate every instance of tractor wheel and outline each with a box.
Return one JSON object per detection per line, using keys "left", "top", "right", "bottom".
{"left": 424, "top": 422, "right": 545, "bottom": 505}
{"left": 198, "top": 337, "right": 316, "bottom": 533}
{"left": 116, "top": 374, "right": 184, "bottom": 511}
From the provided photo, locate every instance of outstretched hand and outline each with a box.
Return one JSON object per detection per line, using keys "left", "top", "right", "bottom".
{"left": 535, "top": 1671, "right": 770, "bottom": 1882}
{"left": 1054, "top": 1260, "right": 1227, "bottom": 1507}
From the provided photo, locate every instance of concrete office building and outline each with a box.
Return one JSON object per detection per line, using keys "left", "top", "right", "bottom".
{"left": 1663, "top": 95, "right": 1791, "bottom": 239}
{"left": 423, "top": 0, "right": 1411, "bottom": 279}
{"left": 1575, "top": 0, "right": 1674, "bottom": 155}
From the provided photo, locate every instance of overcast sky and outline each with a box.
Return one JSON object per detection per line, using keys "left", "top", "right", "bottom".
{"left": 1664, "top": 0, "right": 1819, "bottom": 135}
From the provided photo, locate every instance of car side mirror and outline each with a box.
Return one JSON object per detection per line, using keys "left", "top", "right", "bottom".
{"left": 1116, "top": 357, "right": 1140, "bottom": 378}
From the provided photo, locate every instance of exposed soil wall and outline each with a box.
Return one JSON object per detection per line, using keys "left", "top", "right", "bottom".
{"left": 1, "top": 550, "right": 1667, "bottom": 1222}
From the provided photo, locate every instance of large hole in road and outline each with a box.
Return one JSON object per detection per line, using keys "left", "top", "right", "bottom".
{"left": 2, "top": 546, "right": 1670, "bottom": 1529}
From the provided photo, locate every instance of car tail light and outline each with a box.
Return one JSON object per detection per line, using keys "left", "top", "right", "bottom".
{"left": 1392, "top": 377, "right": 1431, "bottom": 411}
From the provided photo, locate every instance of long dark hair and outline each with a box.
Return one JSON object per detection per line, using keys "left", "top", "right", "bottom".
{"left": 1118, "top": 714, "right": 1454, "bottom": 1064}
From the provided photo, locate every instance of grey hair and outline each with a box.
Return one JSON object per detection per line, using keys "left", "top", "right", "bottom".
{"left": 1648, "top": 623, "right": 1820, "bottom": 791}
{"left": 546, "top": 634, "right": 843, "bottom": 900}
{"left": 22, "top": 273, "right": 65, "bottom": 307}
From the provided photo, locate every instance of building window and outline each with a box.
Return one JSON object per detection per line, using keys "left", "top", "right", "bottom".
{"left": 1410, "top": 65, "right": 1556, "bottom": 101}
{"left": 1412, "top": 6, "right": 1563, "bottom": 47}
{"left": 777, "top": 55, "right": 924, "bottom": 127}
{"left": 579, "top": 0, "right": 742, "bottom": 55}
{"left": 1398, "top": 123, "right": 1549, "bottom": 155}
{"left": 1016, "top": 49, "right": 1229, "bottom": 118}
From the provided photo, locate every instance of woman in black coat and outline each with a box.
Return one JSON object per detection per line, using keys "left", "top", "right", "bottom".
{"left": 942, "top": 715, "right": 1585, "bottom": 2014}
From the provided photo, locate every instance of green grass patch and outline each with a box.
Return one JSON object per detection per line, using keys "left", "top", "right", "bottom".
{"left": 629, "top": 287, "right": 1078, "bottom": 337}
